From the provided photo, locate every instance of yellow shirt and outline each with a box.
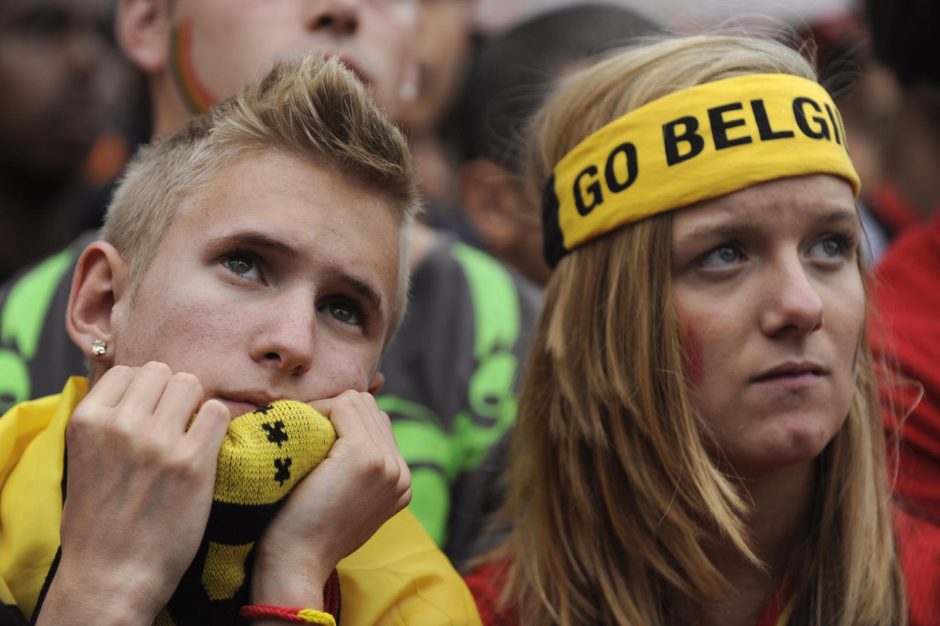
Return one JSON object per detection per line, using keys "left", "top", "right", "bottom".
{"left": 0, "top": 377, "right": 480, "bottom": 625}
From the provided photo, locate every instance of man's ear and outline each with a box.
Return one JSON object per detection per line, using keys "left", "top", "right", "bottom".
{"left": 66, "top": 242, "right": 130, "bottom": 364}
{"left": 368, "top": 372, "right": 385, "bottom": 395}
{"left": 459, "top": 159, "right": 521, "bottom": 254}
{"left": 117, "top": 0, "right": 172, "bottom": 73}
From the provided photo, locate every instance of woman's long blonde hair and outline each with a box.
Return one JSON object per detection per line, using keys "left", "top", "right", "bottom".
{"left": 501, "top": 35, "right": 905, "bottom": 625}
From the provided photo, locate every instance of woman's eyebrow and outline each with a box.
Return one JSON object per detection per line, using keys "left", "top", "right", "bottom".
{"left": 814, "top": 208, "right": 860, "bottom": 229}
{"left": 675, "top": 221, "right": 755, "bottom": 245}
{"left": 676, "top": 205, "right": 859, "bottom": 245}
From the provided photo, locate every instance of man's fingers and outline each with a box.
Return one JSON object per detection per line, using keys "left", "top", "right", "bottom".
{"left": 116, "top": 361, "right": 173, "bottom": 418}
{"left": 86, "top": 365, "right": 135, "bottom": 408}
{"left": 316, "top": 391, "right": 389, "bottom": 443}
{"left": 152, "top": 372, "right": 206, "bottom": 433}
{"left": 309, "top": 398, "right": 333, "bottom": 418}
{"left": 187, "top": 399, "right": 231, "bottom": 452}
{"left": 395, "top": 488, "right": 413, "bottom": 512}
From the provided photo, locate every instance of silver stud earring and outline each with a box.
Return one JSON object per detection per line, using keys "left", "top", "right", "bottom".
{"left": 91, "top": 339, "right": 107, "bottom": 357}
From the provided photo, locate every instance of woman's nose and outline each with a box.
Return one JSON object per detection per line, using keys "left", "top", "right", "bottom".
{"left": 759, "top": 256, "right": 825, "bottom": 338}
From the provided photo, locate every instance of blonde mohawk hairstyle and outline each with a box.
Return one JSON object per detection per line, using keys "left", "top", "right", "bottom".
{"left": 103, "top": 55, "right": 419, "bottom": 327}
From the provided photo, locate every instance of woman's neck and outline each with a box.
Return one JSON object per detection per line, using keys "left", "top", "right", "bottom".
{"left": 700, "top": 460, "right": 816, "bottom": 626}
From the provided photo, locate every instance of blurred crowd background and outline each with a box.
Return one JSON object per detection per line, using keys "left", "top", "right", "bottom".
{"left": 2, "top": 0, "right": 933, "bottom": 283}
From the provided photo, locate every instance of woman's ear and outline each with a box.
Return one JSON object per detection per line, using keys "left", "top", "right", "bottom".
{"left": 66, "top": 242, "right": 130, "bottom": 365}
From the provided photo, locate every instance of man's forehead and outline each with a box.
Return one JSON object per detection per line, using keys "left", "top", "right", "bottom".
{"left": 169, "top": 150, "right": 401, "bottom": 278}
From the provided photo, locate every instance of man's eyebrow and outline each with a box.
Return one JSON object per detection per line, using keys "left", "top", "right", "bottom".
{"left": 208, "top": 230, "right": 296, "bottom": 257}
{"left": 344, "top": 276, "right": 384, "bottom": 316}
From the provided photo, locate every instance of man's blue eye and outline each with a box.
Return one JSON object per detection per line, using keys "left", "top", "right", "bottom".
{"left": 321, "top": 299, "right": 361, "bottom": 326}
{"left": 222, "top": 254, "right": 261, "bottom": 280}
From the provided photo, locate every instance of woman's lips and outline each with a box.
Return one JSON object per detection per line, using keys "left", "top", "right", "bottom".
{"left": 749, "top": 361, "right": 829, "bottom": 390}
{"left": 751, "top": 371, "right": 825, "bottom": 390}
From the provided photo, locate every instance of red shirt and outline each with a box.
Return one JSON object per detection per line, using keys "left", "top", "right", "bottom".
{"left": 466, "top": 508, "right": 940, "bottom": 625}
{"left": 871, "top": 215, "right": 940, "bottom": 523}
{"left": 868, "top": 182, "right": 923, "bottom": 238}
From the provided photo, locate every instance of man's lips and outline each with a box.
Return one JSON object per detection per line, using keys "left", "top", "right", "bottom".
{"left": 216, "top": 399, "right": 258, "bottom": 418}
{"left": 215, "top": 393, "right": 278, "bottom": 418}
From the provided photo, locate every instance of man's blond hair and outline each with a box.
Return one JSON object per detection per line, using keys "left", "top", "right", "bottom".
{"left": 102, "top": 55, "right": 419, "bottom": 333}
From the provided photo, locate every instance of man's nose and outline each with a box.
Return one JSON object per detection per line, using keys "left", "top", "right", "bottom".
{"left": 759, "top": 255, "right": 825, "bottom": 338}
{"left": 305, "top": 0, "right": 360, "bottom": 36}
{"left": 251, "top": 296, "right": 317, "bottom": 375}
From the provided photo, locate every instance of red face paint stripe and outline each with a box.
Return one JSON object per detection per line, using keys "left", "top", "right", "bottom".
{"left": 684, "top": 326, "right": 705, "bottom": 388}
{"left": 171, "top": 21, "right": 216, "bottom": 114}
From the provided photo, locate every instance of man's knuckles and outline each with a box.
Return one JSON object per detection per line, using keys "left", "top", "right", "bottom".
{"left": 140, "top": 360, "right": 173, "bottom": 376}
{"left": 164, "top": 371, "right": 203, "bottom": 396}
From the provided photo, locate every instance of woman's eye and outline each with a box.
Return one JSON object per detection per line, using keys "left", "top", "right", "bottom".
{"left": 222, "top": 253, "right": 262, "bottom": 281}
{"left": 320, "top": 298, "right": 362, "bottom": 326}
{"left": 807, "top": 234, "right": 854, "bottom": 263}
{"left": 698, "top": 243, "right": 743, "bottom": 269}
{"left": 818, "top": 240, "right": 841, "bottom": 257}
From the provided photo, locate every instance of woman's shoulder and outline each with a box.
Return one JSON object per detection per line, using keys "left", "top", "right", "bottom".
{"left": 464, "top": 557, "right": 519, "bottom": 626}
{"left": 894, "top": 507, "right": 940, "bottom": 626}
{"left": 895, "top": 506, "right": 940, "bottom": 554}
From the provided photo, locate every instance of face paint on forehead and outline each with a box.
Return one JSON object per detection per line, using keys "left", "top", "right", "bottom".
{"left": 170, "top": 19, "right": 217, "bottom": 114}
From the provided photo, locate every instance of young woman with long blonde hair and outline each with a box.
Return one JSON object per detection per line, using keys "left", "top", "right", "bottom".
{"left": 465, "top": 35, "right": 940, "bottom": 626}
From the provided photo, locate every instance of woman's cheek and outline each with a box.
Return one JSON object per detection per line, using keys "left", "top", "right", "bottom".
{"left": 684, "top": 325, "right": 706, "bottom": 388}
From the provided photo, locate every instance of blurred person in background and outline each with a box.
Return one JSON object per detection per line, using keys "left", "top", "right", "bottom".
{"left": 0, "top": 0, "right": 137, "bottom": 281}
{"left": 797, "top": 10, "right": 900, "bottom": 262}
{"left": 381, "top": 0, "right": 540, "bottom": 562}
{"left": 457, "top": 2, "right": 662, "bottom": 287}
{"left": 399, "top": 0, "right": 478, "bottom": 226}
{"left": 867, "top": 0, "right": 940, "bottom": 525}
{"left": 437, "top": 6, "right": 663, "bottom": 566}
{"left": 0, "top": 0, "right": 539, "bottom": 568}
{"left": 866, "top": 0, "right": 940, "bottom": 237}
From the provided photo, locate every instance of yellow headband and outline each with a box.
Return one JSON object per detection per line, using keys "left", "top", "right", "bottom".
{"left": 542, "top": 73, "right": 860, "bottom": 267}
